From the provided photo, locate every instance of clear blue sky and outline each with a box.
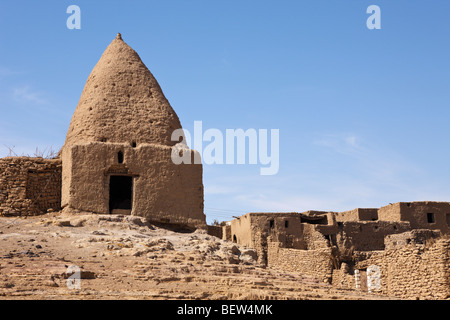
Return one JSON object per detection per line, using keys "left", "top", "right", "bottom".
{"left": 1, "top": 1, "right": 449, "bottom": 223}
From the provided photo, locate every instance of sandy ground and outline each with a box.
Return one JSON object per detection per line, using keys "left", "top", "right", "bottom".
{"left": 0, "top": 212, "right": 393, "bottom": 300}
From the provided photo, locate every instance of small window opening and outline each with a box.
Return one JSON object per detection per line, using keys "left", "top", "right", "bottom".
{"left": 118, "top": 151, "right": 124, "bottom": 164}
{"left": 269, "top": 219, "right": 274, "bottom": 229}
{"left": 427, "top": 213, "right": 435, "bottom": 223}
{"left": 285, "top": 220, "right": 289, "bottom": 228}
{"left": 132, "top": 141, "right": 137, "bottom": 148}
{"left": 233, "top": 235, "right": 237, "bottom": 243}
{"left": 100, "top": 137, "right": 107, "bottom": 142}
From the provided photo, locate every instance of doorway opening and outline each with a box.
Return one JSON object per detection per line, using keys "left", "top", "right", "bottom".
{"left": 109, "top": 175, "right": 132, "bottom": 214}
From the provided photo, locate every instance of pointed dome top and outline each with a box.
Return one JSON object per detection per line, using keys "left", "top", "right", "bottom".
{"left": 63, "top": 34, "right": 182, "bottom": 148}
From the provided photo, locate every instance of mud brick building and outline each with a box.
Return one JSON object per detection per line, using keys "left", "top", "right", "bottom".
{"left": 0, "top": 34, "right": 205, "bottom": 229}
{"left": 224, "top": 201, "right": 450, "bottom": 299}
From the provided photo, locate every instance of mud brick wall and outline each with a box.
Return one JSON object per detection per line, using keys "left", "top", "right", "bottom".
{"left": 356, "top": 238, "right": 450, "bottom": 300}
{"left": 62, "top": 143, "right": 205, "bottom": 228}
{"left": 207, "top": 225, "right": 223, "bottom": 239}
{"left": 336, "top": 221, "right": 411, "bottom": 251}
{"left": 267, "top": 241, "right": 334, "bottom": 283}
{"left": 384, "top": 229, "right": 441, "bottom": 250}
{"left": 222, "top": 225, "right": 232, "bottom": 241}
{"left": 0, "top": 157, "right": 62, "bottom": 216}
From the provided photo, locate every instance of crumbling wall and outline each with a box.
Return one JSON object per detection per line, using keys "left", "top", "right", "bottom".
{"left": 336, "top": 221, "right": 410, "bottom": 251}
{"left": 335, "top": 208, "right": 378, "bottom": 222}
{"left": 331, "top": 262, "right": 356, "bottom": 289}
{"left": 229, "top": 212, "right": 305, "bottom": 264}
{"left": 229, "top": 212, "right": 335, "bottom": 265}
{"left": 230, "top": 213, "right": 253, "bottom": 246}
{"left": 302, "top": 224, "right": 331, "bottom": 250}
{"left": 384, "top": 229, "right": 441, "bottom": 250}
{"left": 222, "top": 224, "right": 232, "bottom": 241}
{"left": 355, "top": 238, "right": 450, "bottom": 299}
{"left": 0, "top": 157, "right": 62, "bottom": 216}
{"left": 267, "top": 241, "right": 334, "bottom": 283}
{"left": 206, "top": 225, "right": 222, "bottom": 239}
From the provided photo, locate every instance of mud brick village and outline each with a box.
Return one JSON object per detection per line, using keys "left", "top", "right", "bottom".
{"left": 0, "top": 34, "right": 449, "bottom": 300}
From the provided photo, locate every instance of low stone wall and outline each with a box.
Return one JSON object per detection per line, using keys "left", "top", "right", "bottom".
{"left": 0, "top": 157, "right": 62, "bottom": 216}
{"left": 267, "top": 241, "right": 333, "bottom": 283}
{"left": 332, "top": 266, "right": 355, "bottom": 290}
{"left": 356, "top": 238, "right": 450, "bottom": 300}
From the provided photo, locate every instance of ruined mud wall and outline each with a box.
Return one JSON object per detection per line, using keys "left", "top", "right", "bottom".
{"left": 0, "top": 157, "right": 62, "bottom": 216}
{"left": 222, "top": 224, "right": 232, "bottom": 241}
{"left": 335, "top": 208, "right": 379, "bottom": 222}
{"left": 336, "top": 221, "right": 410, "bottom": 251}
{"left": 229, "top": 213, "right": 334, "bottom": 265}
{"left": 356, "top": 238, "right": 450, "bottom": 300}
{"left": 206, "top": 225, "right": 223, "bottom": 239}
{"left": 384, "top": 229, "right": 442, "bottom": 250}
{"left": 331, "top": 264, "right": 356, "bottom": 290}
{"left": 229, "top": 213, "right": 253, "bottom": 246}
{"left": 267, "top": 241, "right": 334, "bottom": 283}
{"left": 251, "top": 213, "right": 309, "bottom": 265}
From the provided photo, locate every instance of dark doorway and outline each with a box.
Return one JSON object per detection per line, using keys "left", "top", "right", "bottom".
{"left": 109, "top": 176, "right": 132, "bottom": 214}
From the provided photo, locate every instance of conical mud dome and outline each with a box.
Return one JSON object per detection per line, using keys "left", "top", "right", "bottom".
{"left": 61, "top": 34, "right": 205, "bottom": 229}
{"left": 64, "top": 33, "right": 182, "bottom": 148}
